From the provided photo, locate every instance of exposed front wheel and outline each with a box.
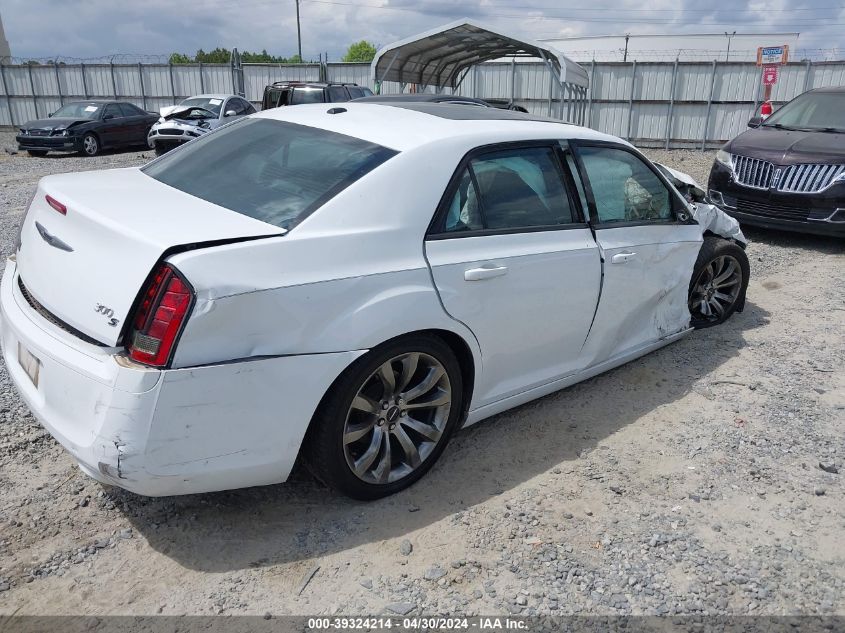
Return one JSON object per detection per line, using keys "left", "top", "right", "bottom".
{"left": 689, "top": 237, "right": 750, "bottom": 328}
{"left": 304, "top": 335, "right": 463, "bottom": 500}
{"left": 81, "top": 133, "right": 99, "bottom": 156}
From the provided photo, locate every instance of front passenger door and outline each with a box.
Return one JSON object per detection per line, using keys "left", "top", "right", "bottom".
{"left": 425, "top": 144, "right": 602, "bottom": 408}
{"left": 571, "top": 143, "right": 703, "bottom": 366}
{"left": 99, "top": 104, "right": 126, "bottom": 147}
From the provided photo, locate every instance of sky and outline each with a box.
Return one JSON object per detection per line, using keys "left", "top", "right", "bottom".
{"left": 2, "top": 0, "right": 844, "bottom": 62}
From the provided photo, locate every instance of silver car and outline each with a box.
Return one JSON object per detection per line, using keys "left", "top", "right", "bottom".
{"left": 147, "top": 94, "right": 256, "bottom": 155}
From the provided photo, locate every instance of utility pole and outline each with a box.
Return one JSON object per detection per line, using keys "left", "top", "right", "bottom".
{"left": 724, "top": 31, "right": 736, "bottom": 62}
{"left": 295, "top": 0, "right": 302, "bottom": 61}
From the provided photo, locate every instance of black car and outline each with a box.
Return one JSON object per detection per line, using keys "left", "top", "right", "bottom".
{"left": 352, "top": 93, "right": 529, "bottom": 112}
{"left": 261, "top": 82, "right": 374, "bottom": 110}
{"left": 16, "top": 100, "right": 158, "bottom": 157}
{"left": 707, "top": 86, "right": 845, "bottom": 237}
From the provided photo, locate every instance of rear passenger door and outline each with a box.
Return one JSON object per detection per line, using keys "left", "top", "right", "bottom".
{"left": 425, "top": 143, "right": 602, "bottom": 407}
{"left": 117, "top": 103, "right": 149, "bottom": 143}
{"left": 569, "top": 142, "right": 703, "bottom": 365}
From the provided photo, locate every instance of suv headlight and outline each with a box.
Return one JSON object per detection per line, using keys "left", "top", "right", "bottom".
{"left": 716, "top": 149, "right": 732, "bottom": 168}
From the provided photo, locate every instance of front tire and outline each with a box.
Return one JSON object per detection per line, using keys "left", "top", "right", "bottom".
{"left": 303, "top": 335, "right": 463, "bottom": 500}
{"left": 689, "top": 237, "right": 750, "bottom": 328}
{"left": 80, "top": 133, "right": 100, "bottom": 157}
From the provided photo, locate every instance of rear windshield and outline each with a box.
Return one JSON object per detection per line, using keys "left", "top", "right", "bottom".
{"left": 142, "top": 118, "right": 397, "bottom": 230}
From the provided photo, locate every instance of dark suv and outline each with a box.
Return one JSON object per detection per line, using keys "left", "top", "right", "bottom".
{"left": 261, "top": 82, "right": 374, "bottom": 110}
{"left": 707, "top": 86, "right": 845, "bottom": 237}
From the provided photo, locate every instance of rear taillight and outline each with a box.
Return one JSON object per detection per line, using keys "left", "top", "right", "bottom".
{"left": 45, "top": 195, "right": 67, "bottom": 215}
{"left": 127, "top": 263, "right": 194, "bottom": 367}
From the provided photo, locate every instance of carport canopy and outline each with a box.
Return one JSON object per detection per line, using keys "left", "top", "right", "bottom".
{"left": 370, "top": 19, "right": 589, "bottom": 90}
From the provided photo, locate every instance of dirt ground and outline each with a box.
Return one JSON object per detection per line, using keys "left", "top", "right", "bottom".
{"left": 0, "top": 139, "right": 843, "bottom": 617}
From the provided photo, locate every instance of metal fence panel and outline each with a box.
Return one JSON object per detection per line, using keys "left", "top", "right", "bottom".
{"left": 3, "top": 59, "right": 845, "bottom": 147}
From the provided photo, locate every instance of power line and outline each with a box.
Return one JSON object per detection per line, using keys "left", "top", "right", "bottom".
{"left": 299, "top": 0, "right": 845, "bottom": 24}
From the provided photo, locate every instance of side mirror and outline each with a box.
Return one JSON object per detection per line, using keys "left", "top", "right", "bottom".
{"left": 747, "top": 115, "right": 763, "bottom": 128}
{"left": 48, "top": 112, "right": 53, "bottom": 117}
{"left": 103, "top": 114, "right": 115, "bottom": 120}
{"left": 224, "top": 110, "right": 237, "bottom": 117}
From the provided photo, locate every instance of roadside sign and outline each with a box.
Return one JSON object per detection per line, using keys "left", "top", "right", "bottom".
{"left": 762, "top": 65, "right": 779, "bottom": 86}
{"left": 757, "top": 45, "right": 789, "bottom": 66}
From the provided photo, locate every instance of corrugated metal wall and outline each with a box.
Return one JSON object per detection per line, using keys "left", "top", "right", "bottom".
{"left": 3, "top": 60, "right": 844, "bottom": 148}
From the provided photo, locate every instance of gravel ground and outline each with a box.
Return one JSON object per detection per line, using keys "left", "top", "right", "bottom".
{"left": 0, "top": 132, "right": 843, "bottom": 617}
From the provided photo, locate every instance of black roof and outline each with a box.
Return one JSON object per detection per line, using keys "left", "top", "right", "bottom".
{"left": 357, "top": 101, "right": 562, "bottom": 123}
{"left": 352, "top": 94, "right": 490, "bottom": 107}
{"left": 265, "top": 81, "right": 361, "bottom": 88}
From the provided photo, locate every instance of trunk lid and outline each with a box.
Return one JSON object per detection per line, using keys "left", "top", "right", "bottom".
{"left": 16, "top": 167, "right": 283, "bottom": 346}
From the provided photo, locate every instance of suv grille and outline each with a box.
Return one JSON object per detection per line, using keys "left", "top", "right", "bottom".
{"left": 732, "top": 154, "right": 845, "bottom": 194}
{"left": 17, "top": 276, "right": 106, "bottom": 347}
{"left": 732, "top": 155, "right": 775, "bottom": 190}
{"left": 777, "top": 164, "right": 845, "bottom": 193}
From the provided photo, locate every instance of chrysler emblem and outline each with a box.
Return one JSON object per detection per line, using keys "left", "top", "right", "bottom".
{"left": 35, "top": 222, "right": 74, "bottom": 252}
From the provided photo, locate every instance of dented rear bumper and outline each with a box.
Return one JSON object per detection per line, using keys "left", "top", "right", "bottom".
{"left": 0, "top": 258, "right": 362, "bottom": 496}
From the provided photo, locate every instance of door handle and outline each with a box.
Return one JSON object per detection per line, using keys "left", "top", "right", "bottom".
{"left": 610, "top": 251, "right": 637, "bottom": 264}
{"left": 464, "top": 265, "right": 508, "bottom": 281}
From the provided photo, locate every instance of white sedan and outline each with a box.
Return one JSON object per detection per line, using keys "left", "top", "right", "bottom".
{"left": 1, "top": 102, "right": 749, "bottom": 499}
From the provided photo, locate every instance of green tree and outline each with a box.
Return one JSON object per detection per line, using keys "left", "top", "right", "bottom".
{"left": 169, "top": 53, "right": 192, "bottom": 64}
{"left": 342, "top": 40, "right": 377, "bottom": 63}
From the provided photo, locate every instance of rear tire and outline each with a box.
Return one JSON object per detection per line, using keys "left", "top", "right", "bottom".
{"left": 26, "top": 150, "right": 47, "bottom": 157}
{"left": 303, "top": 334, "right": 463, "bottom": 500}
{"left": 688, "top": 237, "right": 750, "bottom": 328}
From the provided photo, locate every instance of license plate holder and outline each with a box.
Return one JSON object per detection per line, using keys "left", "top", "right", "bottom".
{"left": 18, "top": 342, "right": 41, "bottom": 388}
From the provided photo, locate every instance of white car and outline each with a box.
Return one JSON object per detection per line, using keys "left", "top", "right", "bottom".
{"left": 147, "top": 94, "right": 256, "bottom": 155}
{"left": 1, "top": 103, "right": 749, "bottom": 499}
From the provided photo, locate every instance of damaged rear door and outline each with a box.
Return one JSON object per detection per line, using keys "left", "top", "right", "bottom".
{"left": 568, "top": 142, "right": 702, "bottom": 366}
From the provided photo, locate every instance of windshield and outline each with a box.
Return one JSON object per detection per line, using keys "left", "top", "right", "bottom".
{"left": 142, "top": 118, "right": 398, "bottom": 230}
{"left": 178, "top": 97, "right": 225, "bottom": 117}
{"left": 763, "top": 91, "right": 845, "bottom": 131}
{"left": 52, "top": 103, "right": 102, "bottom": 120}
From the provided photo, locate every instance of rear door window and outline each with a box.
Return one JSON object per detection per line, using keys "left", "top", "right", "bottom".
{"left": 438, "top": 146, "right": 577, "bottom": 234}
{"left": 328, "top": 86, "right": 349, "bottom": 102}
{"left": 291, "top": 88, "right": 325, "bottom": 105}
{"left": 143, "top": 119, "right": 397, "bottom": 231}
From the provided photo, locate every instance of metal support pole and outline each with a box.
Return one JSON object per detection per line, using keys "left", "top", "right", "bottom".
{"left": 81, "top": 62, "right": 88, "bottom": 99}
{"left": 295, "top": 0, "right": 302, "bottom": 61}
{"left": 803, "top": 59, "right": 812, "bottom": 92}
{"left": 587, "top": 60, "right": 595, "bottom": 128}
{"left": 665, "top": 58, "right": 678, "bottom": 150}
{"left": 138, "top": 62, "right": 146, "bottom": 110}
{"left": 54, "top": 62, "right": 63, "bottom": 106}
{"left": 510, "top": 58, "right": 516, "bottom": 106}
{"left": 199, "top": 61, "right": 205, "bottom": 93}
{"left": 471, "top": 65, "right": 477, "bottom": 98}
{"left": 27, "top": 62, "right": 38, "bottom": 119}
{"left": 110, "top": 62, "right": 118, "bottom": 98}
{"left": 548, "top": 70, "right": 554, "bottom": 117}
{"left": 168, "top": 62, "right": 176, "bottom": 103}
{"left": 753, "top": 65, "right": 764, "bottom": 113}
{"left": 0, "top": 65, "right": 14, "bottom": 126}
{"left": 626, "top": 60, "right": 636, "bottom": 140}
{"left": 701, "top": 60, "right": 717, "bottom": 151}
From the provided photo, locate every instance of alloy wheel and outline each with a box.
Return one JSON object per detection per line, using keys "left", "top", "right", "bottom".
{"left": 342, "top": 352, "right": 452, "bottom": 485}
{"left": 83, "top": 135, "right": 98, "bottom": 156}
{"left": 689, "top": 255, "right": 742, "bottom": 322}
